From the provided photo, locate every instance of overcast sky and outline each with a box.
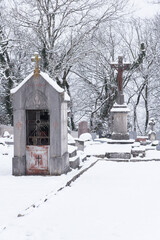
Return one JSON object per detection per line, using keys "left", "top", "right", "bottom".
{"left": 3, "top": 0, "right": 159, "bottom": 19}
{"left": 131, "top": 0, "right": 159, "bottom": 18}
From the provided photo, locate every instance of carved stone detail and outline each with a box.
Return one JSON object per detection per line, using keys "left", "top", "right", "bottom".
{"left": 25, "top": 90, "right": 48, "bottom": 109}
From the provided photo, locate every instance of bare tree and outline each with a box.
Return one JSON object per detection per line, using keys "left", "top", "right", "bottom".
{"left": 69, "top": 22, "right": 122, "bottom": 132}
{"left": 0, "top": 1, "right": 14, "bottom": 124}
{"left": 119, "top": 17, "right": 160, "bottom": 134}
{"left": 7, "top": 0, "right": 130, "bottom": 129}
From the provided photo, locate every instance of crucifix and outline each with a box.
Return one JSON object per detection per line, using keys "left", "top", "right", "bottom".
{"left": 36, "top": 155, "right": 42, "bottom": 166}
{"left": 31, "top": 52, "right": 41, "bottom": 78}
{"left": 110, "top": 56, "right": 130, "bottom": 104}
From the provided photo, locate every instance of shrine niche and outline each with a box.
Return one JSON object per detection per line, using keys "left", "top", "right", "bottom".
{"left": 26, "top": 110, "right": 50, "bottom": 146}
{"left": 11, "top": 53, "right": 70, "bottom": 176}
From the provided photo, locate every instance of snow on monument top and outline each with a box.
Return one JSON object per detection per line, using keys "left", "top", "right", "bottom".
{"left": 10, "top": 71, "right": 70, "bottom": 101}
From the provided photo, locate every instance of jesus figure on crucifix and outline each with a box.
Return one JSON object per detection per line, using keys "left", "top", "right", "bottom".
{"left": 110, "top": 56, "right": 130, "bottom": 105}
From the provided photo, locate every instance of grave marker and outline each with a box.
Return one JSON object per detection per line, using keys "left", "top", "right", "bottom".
{"left": 110, "top": 56, "right": 130, "bottom": 140}
{"left": 78, "top": 121, "right": 90, "bottom": 137}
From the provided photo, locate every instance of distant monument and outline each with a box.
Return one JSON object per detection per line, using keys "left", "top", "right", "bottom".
{"left": 11, "top": 53, "right": 70, "bottom": 176}
{"left": 110, "top": 56, "right": 130, "bottom": 140}
{"left": 148, "top": 118, "right": 156, "bottom": 141}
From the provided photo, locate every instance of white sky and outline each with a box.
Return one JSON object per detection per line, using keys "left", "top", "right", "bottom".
{"left": 4, "top": 0, "right": 159, "bottom": 19}
{"left": 131, "top": 0, "right": 159, "bottom": 18}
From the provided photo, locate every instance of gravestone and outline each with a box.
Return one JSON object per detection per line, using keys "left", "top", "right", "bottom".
{"left": 78, "top": 121, "right": 89, "bottom": 137}
{"left": 11, "top": 53, "right": 70, "bottom": 176}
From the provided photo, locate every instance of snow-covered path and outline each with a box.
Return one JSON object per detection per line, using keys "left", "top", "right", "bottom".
{"left": 0, "top": 144, "right": 97, "bottom": 233}
{"left": 1, "top": 160, "right": 160, "bottom": 240}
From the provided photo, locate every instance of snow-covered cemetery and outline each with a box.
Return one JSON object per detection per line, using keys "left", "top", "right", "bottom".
{"left": 0, "top": 0, "right": 160, "bottom": 239}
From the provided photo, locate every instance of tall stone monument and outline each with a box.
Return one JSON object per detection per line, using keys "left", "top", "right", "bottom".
{"left": 11, "top": 53, "right": 70, "bottom": 176}
{"left": 110, "top": 56, "right": 130, "bottom": 140}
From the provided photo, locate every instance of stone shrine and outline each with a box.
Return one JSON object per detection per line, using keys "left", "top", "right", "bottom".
{"left": 11, "top": 53, "right": 70, "bottom": 176}
{"left": 110, "top": 56, "right": 130, "bottom": 140}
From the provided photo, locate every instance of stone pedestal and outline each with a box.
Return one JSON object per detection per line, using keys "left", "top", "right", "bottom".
{"left": 116, "top": 93, "right": 124, "bottom": 105}
{"left": 111, "top": 103, "right": 130, "bottom": 140}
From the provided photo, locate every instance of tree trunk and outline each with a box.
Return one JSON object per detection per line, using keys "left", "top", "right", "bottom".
{"left": 144, "top": 82, "right": 149, "bottom": 133}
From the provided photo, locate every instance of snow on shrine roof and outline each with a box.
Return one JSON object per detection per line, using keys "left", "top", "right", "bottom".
{"left": 64, "top": 92, "right": 70, "bottom": 101}
{"left": 10, "top": 72, "right": 34, "bottom": 94}
{"left": 10, "top": 71, "right": 70, "bottom": 101}
{"left": 40, "top": 72, "right": 64, "bottom": 93}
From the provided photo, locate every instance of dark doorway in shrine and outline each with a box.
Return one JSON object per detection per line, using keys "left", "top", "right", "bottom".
{"left": 26, "top": 110, "right": 50, "bottom": 175}
{"left": 26, "top": 110, "right": 50, "bottom": 146}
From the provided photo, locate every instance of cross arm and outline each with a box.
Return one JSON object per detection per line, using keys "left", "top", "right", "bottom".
{"left": 110, "top": 63, "right": 119, "bottom": 71}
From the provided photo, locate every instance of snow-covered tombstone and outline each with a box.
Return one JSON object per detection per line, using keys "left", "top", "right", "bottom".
{"left": 11, "top": 53, "right": 70, "bottom": 176}
{"left": 78, "top": 121, "right": 90, "bottom": 138}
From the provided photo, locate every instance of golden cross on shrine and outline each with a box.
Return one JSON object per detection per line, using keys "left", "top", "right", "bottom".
{"left": 31, "top": 52, "right": 41, "bottom": 78}
{"left": 110, "top": 56, "right": 130, "bottom": 93}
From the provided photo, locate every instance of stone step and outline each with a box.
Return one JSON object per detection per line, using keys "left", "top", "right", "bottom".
{"left": 131, "top": 148, "right": 145, "bottom": 157}
{"left": 74, "top": 139, "right": 85, "bottom": 151}
{"left": 69, "top": 156, "right": 80, "bottom": 169}
{"left": 77, "top": 151, "right": 87, "bottom": 162}
{"left": 68, "top": 145, "right": 77, "bottom": 158}
{"left": 105, "top": 152, "right": 131, "bottom": 159}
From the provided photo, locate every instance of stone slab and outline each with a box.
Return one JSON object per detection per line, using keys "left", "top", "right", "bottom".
{"left": 105, "top": 152, "right": 131, "bottom": 159}
{"left": 107, "top": 139, "right": 135, "bottom": 144}
{"left": 131, "top": 147, "right": 146, "bottom": 157}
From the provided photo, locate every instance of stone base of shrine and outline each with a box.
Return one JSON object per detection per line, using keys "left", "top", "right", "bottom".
{"left": 12, "top": 156, "right": 26, "bottom": 176}
{"left": 49, "top": 152, "right": 70, "bottom": 176}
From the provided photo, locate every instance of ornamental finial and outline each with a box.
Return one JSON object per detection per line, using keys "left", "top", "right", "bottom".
{"left": 31, "top": 52, "right": 41, "bottom": 78}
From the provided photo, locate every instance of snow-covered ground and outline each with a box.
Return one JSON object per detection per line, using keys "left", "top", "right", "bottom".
{"left": 1, "top": 137, "right": 160, "bottom": 239}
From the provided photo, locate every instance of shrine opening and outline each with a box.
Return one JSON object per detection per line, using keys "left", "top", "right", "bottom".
{"left": 26, "top": 110, "right": 50, "bottom": 146}
{"left": 11, "top": 53, "right": 70, "bottom": 176}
